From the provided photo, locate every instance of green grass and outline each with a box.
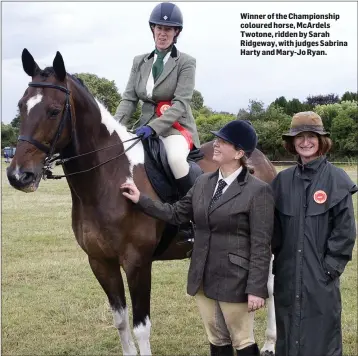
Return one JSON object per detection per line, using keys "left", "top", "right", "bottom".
{"left": 2, "top": 161, "right": 357, "bottom": 356}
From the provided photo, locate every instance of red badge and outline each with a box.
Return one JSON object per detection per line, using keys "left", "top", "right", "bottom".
{"left": 156, "top": 101, "right": 172, "bottom": 117}
{"left": 313, "top": 190, "right": 327, "bottom": 204}
{"left": 155, "top": 101, "right": 194, "bottom": 150}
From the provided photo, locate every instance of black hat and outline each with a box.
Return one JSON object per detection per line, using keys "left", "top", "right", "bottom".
{"left": 211, "top": 120, "right": 258, "bottom": 157}
{"left": 149, "top": 2, "right": 183, "bottom": 29}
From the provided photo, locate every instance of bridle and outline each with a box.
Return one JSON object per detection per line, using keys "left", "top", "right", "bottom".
{"left": 18, "top": 82, "right": 72, "bottom": 166}
{"left": 18, "top": 81, "right": 142, "bottom": 180}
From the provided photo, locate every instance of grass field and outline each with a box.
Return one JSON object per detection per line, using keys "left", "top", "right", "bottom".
{"left": 2, "top": 161, "right": 357, "bottom": 356}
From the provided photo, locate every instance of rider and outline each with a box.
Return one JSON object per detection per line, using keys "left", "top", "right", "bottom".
{"left": 114, "top": 2, "right": 201, "bottom": 196}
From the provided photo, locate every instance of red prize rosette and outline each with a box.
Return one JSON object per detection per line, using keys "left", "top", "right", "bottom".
{"left": 156, "top": 101, "right": 193, "bottom": 150}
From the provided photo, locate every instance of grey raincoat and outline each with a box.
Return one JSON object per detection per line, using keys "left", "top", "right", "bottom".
{"left": 271, "top": 156, "right": 357, "bottom": 356}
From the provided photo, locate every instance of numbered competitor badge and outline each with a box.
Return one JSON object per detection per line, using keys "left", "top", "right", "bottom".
{"left": 313, "top": 190, "right": 327, "bottom": 204}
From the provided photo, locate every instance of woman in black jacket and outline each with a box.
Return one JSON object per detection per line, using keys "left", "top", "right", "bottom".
{"left": 271, "top": 111, "right": 357, "bottom": 356}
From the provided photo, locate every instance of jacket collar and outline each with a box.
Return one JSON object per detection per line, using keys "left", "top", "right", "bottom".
{"left": 296, "top": 155, "right": 326, "bottom": 174}
{"left": 204, "top": 166, "right": 249, "bottom": 215}
{"left": 142, "top": 45, "right": 180, "bottom": 89}
{"left": 237, "top": 165, "right": 249, "bottom": 184}
{"left": 145, "top": 45, "right": 180, "bottom": 61}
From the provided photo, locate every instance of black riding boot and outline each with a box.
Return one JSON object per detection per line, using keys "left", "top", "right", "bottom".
{"left": 236, "top": 343, "right": 260, "bottom": 356}
{"left": 210, "top": 343, "right": 234, "bottom": 356}
{"left": 176, "top": 172, "right": 196, "bottom": 197}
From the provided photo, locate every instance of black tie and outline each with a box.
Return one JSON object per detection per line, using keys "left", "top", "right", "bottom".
{"left": 209, "top": 179, "right": 227, "bottom": 209}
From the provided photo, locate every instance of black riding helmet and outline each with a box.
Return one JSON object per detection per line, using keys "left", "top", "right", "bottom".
{"left": 149, "top": 2, "right": 183, "bottom": 39}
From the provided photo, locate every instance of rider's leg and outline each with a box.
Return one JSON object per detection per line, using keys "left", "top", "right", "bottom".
{"left": 159, "top": 134, "right": 194, "bottom": 196}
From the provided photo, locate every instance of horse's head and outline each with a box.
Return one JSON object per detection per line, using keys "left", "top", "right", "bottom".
{"left": 7, "top": 49, "right": 73, "bottom": 192}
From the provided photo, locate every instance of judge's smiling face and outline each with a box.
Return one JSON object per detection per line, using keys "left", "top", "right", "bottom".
{"left": 213, "top": 137, "right": 244, "bottom": 165}
{"left": 293, "top": 131, "right": 319, "bottom": 163}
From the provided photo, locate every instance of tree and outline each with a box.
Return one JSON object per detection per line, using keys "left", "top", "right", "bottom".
{"left": 11, "top": 109, "right": 21, "bottom": 130}
{"left": 198, "top": 106, "right": 213, "bottom": 117}
{"left": 253, "top": 120, "right": 285, "bottom": 160}
{"left": 330, "top": 113, "right": 358, "bottom": 157}
{"left": 74, "top": 73, "right": 122, "bottom": 115}
{"left": 285, "top": 98, "right": 310, "bottom": 116}
{"left": 250, "top": 104, "right": 291, "bottom": 160}
{"left": 272, "top": 96, "right": 288, "bottom": 109}
{"left": 1, "top": 122, "right": 17, "bottom": 148}
{"left": 195, "top": 113, "right": 236, "bottom": 143}
{"left": 237, "top": 100, "right": 265, "bottom": 121}
{"left": 10, "top": 109, "right": 21, "bottom": 138}
{"left": 125, "top": 102, "right": 143, "bottom": 130}
{"left": 340, "top": 91, "right": 358, "bottom": 102}
{"left": 306, "top": 94, "right": 340, "bottom": 107}
{"left": 314, "top": 101, "right": 358, "bottom": 158}
{"left": 191, "top": 89, "right": 204, "bottom": 111}
{"left": 248, "top": 99, "right": 265, "bottom": 120}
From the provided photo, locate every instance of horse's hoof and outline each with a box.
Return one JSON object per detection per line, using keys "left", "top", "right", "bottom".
{"left": 261, "top": 351, "right": 274, "bottom": 356}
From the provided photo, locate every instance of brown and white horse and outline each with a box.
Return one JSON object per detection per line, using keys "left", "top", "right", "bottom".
{"left": 7, "top": 49, "right": 276, "bottom": 355}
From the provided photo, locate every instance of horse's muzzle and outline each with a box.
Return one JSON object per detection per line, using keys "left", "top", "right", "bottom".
{"left": 6, "top": 166, "right": 39, "bottom": 192}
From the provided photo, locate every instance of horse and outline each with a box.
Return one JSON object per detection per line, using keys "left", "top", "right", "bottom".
{"left": 7, "top": 48, "right": 277, "bottom": 356}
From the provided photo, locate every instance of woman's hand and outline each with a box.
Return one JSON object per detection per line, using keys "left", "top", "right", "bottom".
{"left": 248, "top": 294, "right": 265, "bottom": 312}
{"left": 120, "top": 182, "right": 141, "bottom": 203}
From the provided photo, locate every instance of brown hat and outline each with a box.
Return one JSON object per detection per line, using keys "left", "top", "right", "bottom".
{"left": 282, "top": 111, "right": 330, "bottom": 140}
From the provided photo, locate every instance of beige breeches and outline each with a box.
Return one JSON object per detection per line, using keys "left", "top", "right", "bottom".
{"left": 160, "top": 135, "right": 190, "bottom": 179}
{"left": 195, "top": 288, "right": 255, "bottom": 350}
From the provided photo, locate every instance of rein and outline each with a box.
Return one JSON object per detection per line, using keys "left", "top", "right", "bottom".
{"left": 44, "top": 136, "right": 142, "bottom": 179}
{"left": 20, "top": 80, "right": 143, "bottom": 180}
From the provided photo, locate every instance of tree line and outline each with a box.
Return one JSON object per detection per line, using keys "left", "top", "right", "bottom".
{"left": 3, "top": 73, "right": 357, "bottom": 161}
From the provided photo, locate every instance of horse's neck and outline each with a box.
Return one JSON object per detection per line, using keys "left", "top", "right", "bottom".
{"left": 63, "top": 83, "right": 144, "bottom": 197}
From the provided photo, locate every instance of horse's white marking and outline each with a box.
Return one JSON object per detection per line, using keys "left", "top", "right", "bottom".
{"left": 112, "top": 307, "right": 137, "bottom": 355}
{"left": 95, "top": 99, "right": 144, "bottom": 179}
{"left": 261, "top": 255, "right": 276, "bottom": 354}
{"left": 26, "top": 93, "right": 43, "bottom": 114}
{"left": 14, "top": 164, "right": 21, "bottom": 181}
{"left": 133, "top": 316, "right": 152, "bottom": 356}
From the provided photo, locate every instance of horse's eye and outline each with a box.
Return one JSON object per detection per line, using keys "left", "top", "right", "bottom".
{"left": 49, "top": 109, "right": 61, "bottom": 118}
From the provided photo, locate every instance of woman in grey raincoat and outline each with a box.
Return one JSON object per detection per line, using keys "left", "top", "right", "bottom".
{"left": 271, "top": 111, "right": 357, "bottom": 356}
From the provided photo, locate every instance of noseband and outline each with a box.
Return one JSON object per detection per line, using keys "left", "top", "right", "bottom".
{"left": 18, "top": 82, "right": 72, "bottom": 167}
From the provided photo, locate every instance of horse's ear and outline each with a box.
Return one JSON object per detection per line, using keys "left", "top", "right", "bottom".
{"left": 22, "top": 48, "right": 40, "bottom": 77}
{"left": 53, "top": 51, "right": 66, "bottom": 82}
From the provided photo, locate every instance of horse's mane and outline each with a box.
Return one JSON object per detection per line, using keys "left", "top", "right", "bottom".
{"left": 68, "top": 74, "right": 90, "bottom": 93}
{"left": 40, "top": 68, "right": 112, "bottom": 120}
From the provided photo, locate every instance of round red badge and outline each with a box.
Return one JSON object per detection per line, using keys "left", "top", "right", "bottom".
{"left": 313, "top": 190, "right": 327, "bottom": 204}
{"left": 156, "top": 101, "right": 172, "bottom": 117}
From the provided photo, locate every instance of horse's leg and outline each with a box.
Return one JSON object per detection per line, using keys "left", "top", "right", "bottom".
{"left": 88, "top": 257, "right": 137, "bottom": 356}
{"left": 124, "top": 260, "right": 153, "bottom": 356}
{"left": 261, "top": 255, "right": 276, "bottom": 356}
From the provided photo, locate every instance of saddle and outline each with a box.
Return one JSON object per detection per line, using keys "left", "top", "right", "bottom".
{"left": 142, "top": 136, "right": 204, "bottom": 257}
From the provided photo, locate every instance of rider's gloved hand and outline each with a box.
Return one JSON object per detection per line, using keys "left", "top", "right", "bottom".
{"left": 135, "top": 126, "right": 154, "bottom": 140}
